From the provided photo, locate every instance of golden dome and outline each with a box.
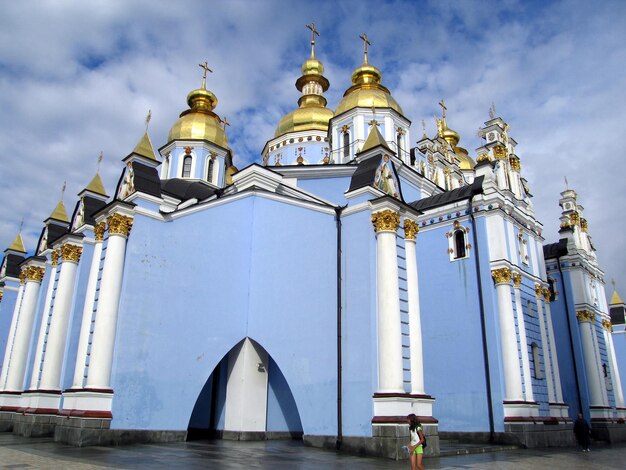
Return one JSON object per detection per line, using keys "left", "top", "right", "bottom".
{"left": 454, "top": 147, "right": 475, "bottom": 170}
{"left": 442, "top": 127, "right": 460, "bottom": 147}
{"left": 335, "top": 63, "right": 403, "bottom": 116}
{"left": 274, "top": 51, "right": 333, "bottom": 138}
{"left": 167, "top": 85, "right": 228, "bottom": 148}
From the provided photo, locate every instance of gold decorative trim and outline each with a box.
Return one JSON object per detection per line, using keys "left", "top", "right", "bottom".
{"left": 19, "top": 270, "right": 26, "bottom": 285}
{"left": 107, "top": 213, "right": 134, "bottom": 237}
{"left": 512, "top": 272, "right": 522, "bottom": 288}
{"left": 535, "top": 283, "right": 543, "bottom": 299}
{"left": 602, "top": 319, "right": 612, "bottom": 332}
{"left": 51, "top": 250, "right": 59, "bottom": 266}
{"left": 61, "top": 244, "right": 83, "bottom": 263}
{"left": 576, "top": 309, "right": 595, "bottom": 322}
{"left": 493, "top": 145, "right": 507, "bottom": 159}
{"left": 94, "top": 222, "right": 106, "bottom": 241}
{"left": 0, "top": 291, "right": 3, "bottom": 302}
{"left": 569, "top": 212, "right": 580, "bottom": 226}
{"left": 371, "top": 210, "right": 400, "bottom": 233}
{"left": 24, "top": 266, "right": 45, "bottom": 283}
{"left": 542, "top": 288, "right": 551, "bottom": 303}
{"left": 491, "top": 267, "right": 512, "bottom": 285}
{"left": 403, "top": 219, "right": 419, "bottom": 240}
{"left": 509, "top": 156, "right": 521, "bottom": 172}
{"left": 581, "top": 219, "right": 588, "bottom": 232}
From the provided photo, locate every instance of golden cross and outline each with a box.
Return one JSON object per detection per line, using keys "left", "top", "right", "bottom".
{"left": 359, "top": 33, "right": 371, "bottom": 64}
{"left": 306, "top": 22, "right": 320, "bottom": 57}
{"left": 438, "top": 99, "right": 447, "bottom": 119}
{"left": 221, "top": 116, "right": 230, "bottom": 130}
{"left": 198, "top": 61, "right": 213, "bottom": 88}
{"left": 97, "top": 151, "right": 103, "bottom": 172}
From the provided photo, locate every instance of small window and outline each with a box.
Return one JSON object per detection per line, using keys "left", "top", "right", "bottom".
{"left": 182, "top": 155, "right": 192, "bottom": 178}
{"left": 454, "top": 230, "right": 466, "bottom": 259}
{"left": 343, "top": 132, "right": 350, "bottom": 160}
{"left": 531, "top": 343, "right": 543, "bottom": 379}
{"left": 207, "top": 159, "right": 214, "bottom": 183}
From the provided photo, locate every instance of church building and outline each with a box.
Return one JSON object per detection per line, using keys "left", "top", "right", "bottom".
{"left": 1, "top": 28, "right": 625, "bottom": 457}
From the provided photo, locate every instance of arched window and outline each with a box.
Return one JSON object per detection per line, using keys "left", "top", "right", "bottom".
{"left": 343, "top": 131, "right": 350, "bottom": 161}
{"left": 182, "top": 155, "right": 192, "bottom": 178}
{"left": 454, "top": 230, "right": 466, "bottom": 259}
{"left": 207, "top": 159, "right": 214, "bottom": 183}
{"left": 531, "top": 343, "right": 543, "bottom": 379}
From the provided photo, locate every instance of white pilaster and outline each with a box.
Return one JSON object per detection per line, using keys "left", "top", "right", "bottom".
{"left": 543, "top": 291, "right": 564, "bottom": 404}
{"left": 86, "top": 212, "right": 133, "bottom": 390}
{"left": 535, "top": 286, "right": 555, "bottom": 404}
{"left": 372, "top": 209, "right": 404, "bottom": 393}
{"left": 513, "top": 275, "right": 533, "bottom": 401}
{"left": 38, "top": 242, "right": 82, "bottom": 391}
{"left": 4, "top": 263, "right": 46, "bottom": 391}
{"left": 492, "top": 268, "right": 524, "bottom": 401}
{"left": 0, "top": 280, "right": 25, "bottom": 390}
{"left": 604, "top": 322, "right": 625, "bottom": 408}
{"left": 72, "top": 228, "right": 104, "bottom": 389}
{"left": 577, "top": 310, "right": 606, "bottom": 407}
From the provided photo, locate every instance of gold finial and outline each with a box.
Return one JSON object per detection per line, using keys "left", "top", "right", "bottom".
{"left": 145, "top": 109, "right": 152, "bottom": 132}
{"left": 306, "top": 22, "right": 320, "bottom": 58}
{"left": 19, "top": 218, "right": 24, "bottom": 234}
{"left": 220, "top": 116, "right": 230, "bottom": 131}
{"left": 439, "top": 99, "right": 447, "bottom": 119}
{"left": 359, "top": 33, "right": 371, "bottom": 65}
{"left": 489, "top": 102, "right": 496, "bottom": 119}
{"left": 97, "top": 151, "right": 103, "bottom": 172}
{"left": 368, "top": 99, "right": 378, "bottom": 127}
{"left": 198, "top": 61, "right": 213, "bottom": 89}
{"left": 61, "top": 181, "right": 66, "bottom": 200}
{"left": 421, "top": 119, "right": 427, "bottom": 138}
{"left": 564, "top": 176, "right": 569, "bottom": 190}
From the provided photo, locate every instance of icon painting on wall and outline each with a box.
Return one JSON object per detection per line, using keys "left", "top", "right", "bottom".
{"left": 374, "top": 154, "right": 400, "bottom": 199}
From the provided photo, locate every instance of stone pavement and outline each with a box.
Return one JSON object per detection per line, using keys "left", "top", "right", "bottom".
{"left": 1, "top": 433, "right": 625, "bottom": 469}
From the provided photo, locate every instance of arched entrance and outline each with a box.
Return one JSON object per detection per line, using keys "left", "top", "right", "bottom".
{"left": 187, "top": 337, "right": 303, "bottom": 441}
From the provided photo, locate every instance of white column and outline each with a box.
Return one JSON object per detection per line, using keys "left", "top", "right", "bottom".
{"left": 4, "top": 265, "right": 46, "bottom": 391}
{"left": 38, "top": 243, "right": 82, "bottom": 391}
{"left": 28, "top": 255, "right": 59, "bottom": 390}
{"left": 604, "top": 321, "right": 625, "bottom": 408}
{"left": 0, "top": 278, "right": 26, "bottom": 390}
{"left": 542, "top": 289, "right": 564, "bottom": 403}
{"left": 71, "top": 225, "right": 105, "bottom": 389}
{"left": 372, "top": 209, "right": 404, "bottom": 393}
{"left": 85, "top": 213, "right": 133, "bottom": 390}
{"left": 491, "top": 268, "right": 524, "bottom": 401}
{"left": 513, "top": 274, "right": 533, "bottom": 401}
{"left": 577, "top": 310, "right": 605, "bottom": 406}
{"left": 403, "top": 219, "right": 425, "bottom": 395}
{"left": 535, "top": 285, "right": 555, "bottom": 403}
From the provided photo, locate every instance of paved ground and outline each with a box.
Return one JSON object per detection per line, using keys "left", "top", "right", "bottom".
{"left": 1, "top": 434, "right": 624, "bottom": 469}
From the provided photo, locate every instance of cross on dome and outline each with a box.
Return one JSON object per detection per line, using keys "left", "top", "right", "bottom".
{"left": 198, "top": 61, "right": 213, "bottom": 89}
{"left": 306, "top": 22, "right": 320, "bottom": 57}
{"left": 359, "top": 33, "right": 371, "bottom": 64}
{"left": 439, "top": 99, "right": 447, "bottom": 119}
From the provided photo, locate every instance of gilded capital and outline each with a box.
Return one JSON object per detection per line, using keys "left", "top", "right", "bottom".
{"left": 569, "top": 212, "right": 580, "bottom": 226}
{"left": 491, "top": 267, "right": 512, "bottom": 285}
{"left": 25, "top": 266, "right": 45, "bottom": 283}
{"left": 512, "top": 272, "right": 522, "bottom": 288}
{"left": 403, "top": 219, "right": 419, "bottom": 240}
{"left": 61, "top": 244, "right": 83, "bottom": 263}
{"left": 107, "top": 213, "right": 134, "bottom": 237}
{"left": 581, "top": 219, "right": 588, "bottom": 233}
{"left": 602, "top": 319, "right": 612, "bottom": 332}
{"left": 493, "top": 145, "right": 507, "bottom": 159}
{"left": 19, "top": 270, "right": 26, "bottom": 285}
{"left": 51, "top": 250, "right": 59, "bottom": 266}
{"left": 371, "top": 210, "right": 400, "bottom": 233}
{"left": 0, "top": 291, "right": 3, "bottom": 302}
{"left": 542, "top": 288, "right": 551, "bottom": 303}
{"left": 576, "top": 309, "right": 595, "bottom": 323}
{"left": 94, "top": 222, "right": 106, "bottom": 241}
{"left": 509, "top": 156, "right": 521, "bottom": 172}
{"left": 535, "top": 283, "right": 543, "bottom": 299}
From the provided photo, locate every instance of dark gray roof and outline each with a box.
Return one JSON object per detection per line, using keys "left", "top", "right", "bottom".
{"left": 347, "top": 153, "right": 403, "bottom": 200}
{"left": 70, "top": 195, "right": 108, "bottom": 228}
{"left": 543, "top": 238, "right": 568, "bottom": 260}
{"left": 408, "top": 176, "right": 484, "bottom": 212}
{"left": 2, "top": 253, "right": 26, "bottom": 278}
{"left": 161, "top": 178, "right": 217, "bottom": 201}
{"left": 116, "top": 161, "right": 161, "bottom": 199}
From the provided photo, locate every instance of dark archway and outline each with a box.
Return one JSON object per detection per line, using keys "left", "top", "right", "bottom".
{"left": 187, "top": 339, "right": 303, "bottom": 441}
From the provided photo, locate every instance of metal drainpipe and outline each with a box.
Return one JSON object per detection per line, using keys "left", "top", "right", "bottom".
{"left": 335, "top": 206, "right": 345, "bottom": 450}
{"left": 469, "top": 195, "right": 496, "bottom": 443}
{"left": 557, "top": 255, "right": 584, "bottom": 415}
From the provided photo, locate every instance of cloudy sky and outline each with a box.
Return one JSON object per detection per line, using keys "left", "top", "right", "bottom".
{"left": 1, "top": 0, "right": 625, "bottom": 297}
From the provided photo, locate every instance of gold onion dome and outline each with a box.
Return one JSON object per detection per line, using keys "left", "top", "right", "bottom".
{"left": 454, "top": 146, "right": 476, "bottom": 170}
{"left": 168, "top": 67, "right": 228, "bottom": 148}
{"left": 335, "top": 61, "right": 403, "bottom": 116}
{"left": 274, "top": 31, "right": 334, "bottom": 138}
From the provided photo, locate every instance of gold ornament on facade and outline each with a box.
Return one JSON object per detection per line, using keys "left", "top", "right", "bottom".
{"left": 602, "top": 319, "right": 612, "bottom": 332}
{"left": 576, "top": 309, "right": 595, "bottom": 322}
{"left": 512, "top": 272, "right": 522, "bottom": 288}
{"left": 403, "top": 219, "right": 419, "bottom": 240}
{"left": 61, "top": 244, "right": 83, "bottom": 263}
{"left": 509, "top": 156, "right": 521, "bottom": 172}
{"left": 569, "top": 212, "right": 580, "bottom": 226}
{"left": 341, "top": 124, "right": 350, "bottom": 134}
{"left": 25, "top": 266, "right": 45, "bottom": 283}
{"left": 94, "top": 222, "right": 106, "bottom": 241}
{"left": 0, "top": 291, "right": 3, "bottom": 303}
{"left": 371, "top": 210, "right": 400, "bottom": 233}
{"left": 493, "top": 145, "right": 507, "bottom": 159}
{"left": 19, "top": 270, "right": 26, "bottom": 285}
{"left": 107, "top": 213, "right": 134, "bottom": 237}
{"left": 542, "top": 288, "right": 551, "bottom": 303}
{"left": 491, "top": 267, "right": 512, "bottom": 285}
{"left": 51, "top": 250, "right": 59, "bottom": 266}
{"left": 581, "top": 219, "right": 588, "bottom": 232}
{"left": 535, "top": 283, "right": 543, "bottom": 299}
{"left": 476, "top": 152, "right": 490, "bottom": 163}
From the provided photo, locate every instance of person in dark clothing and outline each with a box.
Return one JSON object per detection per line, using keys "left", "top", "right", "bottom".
{"left": 573, "top": 413, "right": 591, "bottom": 452}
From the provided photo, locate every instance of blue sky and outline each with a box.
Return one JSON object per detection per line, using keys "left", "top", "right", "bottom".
{"left": 1, "top": 0, "right": 625, "bottom": 297}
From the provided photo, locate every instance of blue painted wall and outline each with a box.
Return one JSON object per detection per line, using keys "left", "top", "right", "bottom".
{"left": 0, "top": 280, "right": 19, "bottom": 369}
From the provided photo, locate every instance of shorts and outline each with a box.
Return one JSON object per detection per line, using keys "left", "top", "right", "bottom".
{"left": 413, "top": 444, "right": 423, "bottom": 455}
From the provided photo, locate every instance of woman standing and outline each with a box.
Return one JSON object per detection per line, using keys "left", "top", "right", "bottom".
{"left": 407, "top": 413, "right": 426, "bottom": 470}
